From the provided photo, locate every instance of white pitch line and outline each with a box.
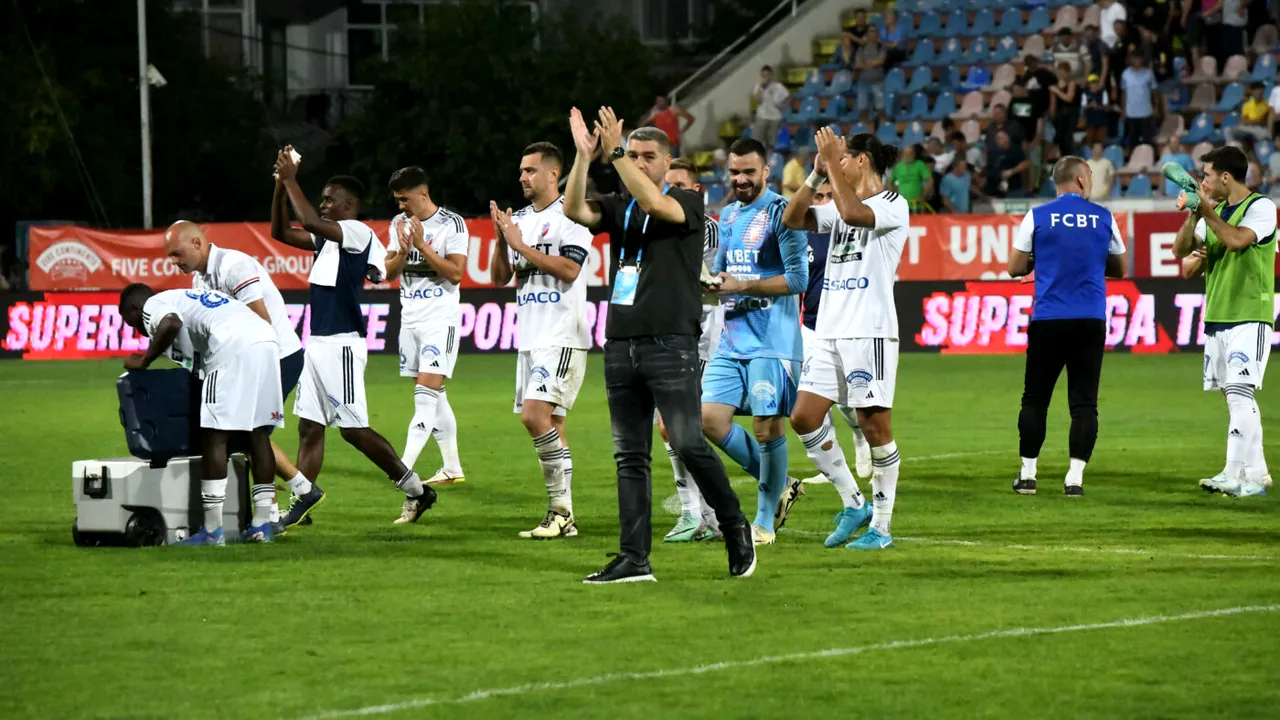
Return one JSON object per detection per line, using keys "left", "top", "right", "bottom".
{"left": 776, "top": 530, "right": 1278, "bottom": 561}
{"left": 302, "top": 604, "right": 1280, "bottom": 719}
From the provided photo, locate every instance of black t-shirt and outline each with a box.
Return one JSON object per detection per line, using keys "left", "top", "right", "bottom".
{"left": 596, "top": 187, "right": 706, "bottom": 339}
{"left": 1009, "top": 96, "right": 1039, "bottom": 139}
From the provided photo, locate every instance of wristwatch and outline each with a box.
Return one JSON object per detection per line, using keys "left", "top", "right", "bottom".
{"left": 607, "top": 146, "right": 625, "bottom": 163}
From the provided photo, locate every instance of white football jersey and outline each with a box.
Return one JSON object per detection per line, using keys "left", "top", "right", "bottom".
{"left": 812, "top": 191, "right": 910, "bottom": 340}
{"left": 142, "top": 289, "right": 276, "bottom": 371}
{"left": 702, "top": 216, "right": 720, "bottom": 310}
{"left": 193, "top": 244, "right": 303, "bottom": 359}
{"left": 389, "top": 208, "right": 470, "bottom": 329}
{"left": 510, "top": 197, "right": 593, "bottom": 350}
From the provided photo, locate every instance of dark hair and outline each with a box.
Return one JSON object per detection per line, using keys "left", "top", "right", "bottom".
{"left": 326, "top": 175, "right": 366, "bottom": 202}
{"left": 727, "top": 137, "right": 768, "bottom": 161}
{"left": 948, "top": 131, "right": 966, "bottom": 143}
{"left": 387, "top": 166, "right": 428, "bottom": 193}
{"left": 761, "top": 64, "right": 773, "bottom": 73}
{"left": 669, "top": 157, "right": 698, "bottom": 175}
{"left": 1201, "top": 146, "right": 1248, "bottom": 182}
{"left": 846, "top": 133, "right": 898, "bottom": 177}
{"left": 522, "top": 142, "right": 564, "bottom": 171}
{"left": 119, "top": 282, "right": 154, "bottom": 309}
{"left": 1250, "top": 81, "right": 1266, "bottom": 91}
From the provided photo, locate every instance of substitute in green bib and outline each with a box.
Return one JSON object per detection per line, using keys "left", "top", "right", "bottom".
{"left": 1173, "top": 146, "right": 1276, "bottom": 498}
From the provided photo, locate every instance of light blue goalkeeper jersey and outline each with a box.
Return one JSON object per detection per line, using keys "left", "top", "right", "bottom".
{"left": 712, "top": 189, "right": 808, "bottom": 361}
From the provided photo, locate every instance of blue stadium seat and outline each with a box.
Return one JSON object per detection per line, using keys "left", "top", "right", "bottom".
{"left": 1250, "top": 54, "right": 1277, "bottom": 83}
{"left": 771, "top": 125, "right": 791, "bottom": 151}
{"left": 1125, "top": 174, "right": 1152, "bottom": 197}
{"left": 934, "top": 37, "right": 963, "bottom": 67}
{"left": 966, "top": 10, "right": 995, "bottom": 38}
{"left": 1103, "top": 145, "right": 1125, "bottom": 169}
{"left": 1211, "top": 82, "right": 1245, "bottom": 112}
{"left": 1024, "top": 6, "right": 1050, "bottom": 34}
{"left": 960, "top": 66, "right": 992, "bottom": 93}
{"left": 876, "top": 121, "right": 900, "bottom": 145}
{"left": 961, "top": 37, "right": 992, "bottom": 65}
{"left": 901, "top": 120, "right": 927, "bottom": 146}
{"left": 705, "top": 183, "right": 726, "bottom": 208}
{"left": 849, "top": 121, "right": 873, "bottom": 137}
{"left": 906, "top": 67, "right": 934, "bottom": 93}
{"left": 1258, "top": 140, "right": 1274, "bottom": 164}
{"left": 793, "top": 96, "right": 821, "bottom": 124}
{"left": 797, "top": 69, "right": 825, "bottom": 98}
{"left": 901, "top": 92, "right": 930, "bottom": 120}
{"left": 1181, "top": 113, "right": 1215, "bottom": 144}
{"left": 823, "top": 69, "right": 853, "bottom": 96}
{"left": 925, "top": 90, "right": 957, "bottom": 120}
{"left": 1166, "top": 84, "right": 1190, "bottom": 112}
{"left": 903, "top": 39, "right": 936, "bottom": 67}
{"left": 994, "top": 10, "right": 1023, "bottom": 36}
{"left": 767, "top": 151, "right": 785, "bottom": 174}
{"left": 792, "top": 125, "right": 815, "bottom": 147}
{"left": 1219, "top": 111, "right": 1241, "bottom": 140}
{"left": 990, "top": 35, "right": 1018, "bottom": 63}
{"left": 942, "top": 10, "right": 968, "bottom": 38}
{"left": 916, "top": 13, "right": 942, "bottom": 37}
{"left": 817, "top": 95, "right": 847, "bottom": 123}
{"left": 884, "top": 68, "right": 907, "bottom": 97}
{"left": 898, "top": 0, "right": 920, "bottom": 10}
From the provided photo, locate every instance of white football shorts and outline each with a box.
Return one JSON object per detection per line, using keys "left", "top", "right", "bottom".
{"left": 514, "top": 346, "right": 588, "bottom": 418}
{"left": 799, "top": 336, "right": 899, "bottom": 409}
{"left": 400, "top": 324, "right": 459, "bottom": 379}
{"left": 295, "top": 334, "right": 369, "bottom": 429}
{"left": 201, "top": 341, "right": 284, "bottom": 431}
{"left": 1204, "top": 321, "right": 1272, "bottom": 391}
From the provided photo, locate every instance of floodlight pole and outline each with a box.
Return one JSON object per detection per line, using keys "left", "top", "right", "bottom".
{"left": 138, "top": 0, "right": 154, "bottom": 229}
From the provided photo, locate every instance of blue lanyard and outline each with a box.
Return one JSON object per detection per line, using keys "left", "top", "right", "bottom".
{"left": 620, "top": 184, "right": 670, "bottom": 266}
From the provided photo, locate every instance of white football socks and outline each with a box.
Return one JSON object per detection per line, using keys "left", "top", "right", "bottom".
{"left": 396, "top": 469, "right": 425, "bottom": 497}
{"left": 1021, "top": 457, "right": 1038, "bottom": 480}
{"left": 562, "top": 446, "right": 573, "bottom": 501}
{"left": 433, "top": 389, "right": 463, "bottom": 474}
{"left": 533, "top": 428, "right": 570, "bottom": 512}
{"left": 1225, "top": 385, "right": 1259, "bottom": 479}
{"left": 799, "top": 423, "right": 865, "bottom": 509}
{"left": 251, "top": 484, "right": 274, "bottom": 527}
{"left": 1064, "top": 458, "right": 1086, "bottom": 487}
{"left": 667, "top": 441, "right": 704, "bottom": 517}
{"left": 201, "top": 477, "right": 228, "bottom": 532}
{"left": 288, "top": 470, "right": 313, "bottom": 496}
{"left": 870, "top": 442, "right": 900, "bottom": 535}
{"left": 403, "top": 385, "right": 440, "bottom": 469}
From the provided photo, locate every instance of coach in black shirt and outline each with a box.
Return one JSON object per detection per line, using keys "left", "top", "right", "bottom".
{"left": 564, "top": 106, "right": 755, "bottom": 583}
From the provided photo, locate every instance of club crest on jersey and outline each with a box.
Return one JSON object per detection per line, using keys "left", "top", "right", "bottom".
{"left": 1228, "top": 351, "right": 1250, "bottom": 368}
{"left": 529, "top": 365, "right": 550, "bottom": 382}
{"left": 541, "top": 222, "right": 551, "bottom": 237}
{"left": 750, "top": 380, "right": 777, "bottom": 402}
{"left": 846, "top": 369, "right": 873, "bottom": 390}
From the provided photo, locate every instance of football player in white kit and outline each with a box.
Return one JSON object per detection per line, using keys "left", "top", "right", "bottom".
{"left": 488, "top": 142, "right": 592, "bottom": 539}
{"left": 782, "top": 128, "right": 909, "bottom": 551}
{"left": 658, "top": 157, "right": 725, "bottom": 542}
{"left": 162, "top": 220, "right": 312, "bottom": 533}
{"left": 385, "top": 166, "right": 469, "bottom": 486}
{"left": 120, "top": 284, "right": 283, "bottom": 545}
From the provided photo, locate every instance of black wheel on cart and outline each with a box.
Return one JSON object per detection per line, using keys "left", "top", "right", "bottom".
{"left": 124, "top": 510, "right": 166, "bottom": 547}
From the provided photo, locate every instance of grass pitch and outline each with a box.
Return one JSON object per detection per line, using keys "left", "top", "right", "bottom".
{"left": 1, "top": 352, "right": 1279, "bottom": 719}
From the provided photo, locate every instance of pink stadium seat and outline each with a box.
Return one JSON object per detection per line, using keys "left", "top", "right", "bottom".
{"left": 1187, "top": 56, "right": 1218, "bottom": 84}
{"left": 1221, "top": 55, "right": 1249, "bottom": 82}
{"left": 987, "top": 90, "right": 1013, "bottom": 118}
{"left": 1252, "top": 24, "right": 1278, "bottom": 54}
{"left": 1022, "top": 35, "right": 1046, "bottom": 58}
{"left": 1187, "top": 83, "right": 1217, "bottom": 112}
{"left": 986, "top": 63, "right": 1017, "bottom": 92}
{"left": 961, "top": 119, "right": 982, "bottom": 145}
{"left": 950, "top": 91, "right": 986, "bottom": 120}
{"left": 1192, "top": 141, "right": 1215, "bottom": 169}
{"left": 1082, "top": 4, "right": 1101, "bottom": 30}
{"left": 930, "top": 120, "right": 949, "bottom": 142}
{"left": 1155, "top": 114, "right": 1186, "bottom": 145}
{"left": 1119, "top": 144, "right": 1155, "bottom": 175}
{"left": 1049, "top": 6, "right": 1080, "bottom": 35}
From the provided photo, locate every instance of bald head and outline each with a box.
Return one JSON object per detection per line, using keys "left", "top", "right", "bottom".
{"left": 164, "top": 220, "right": 210, "bottom": 274}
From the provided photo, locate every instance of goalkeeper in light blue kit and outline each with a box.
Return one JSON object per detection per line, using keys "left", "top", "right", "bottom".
{"left": 702, "top": 137, "right": 809, "bottom": 545}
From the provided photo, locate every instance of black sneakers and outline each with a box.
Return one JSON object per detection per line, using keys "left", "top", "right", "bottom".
{"left": 584, "top": 554, "right": 656, "bottom": 584}
{"left": 1064, "top": 484, "right": 1084, "bottom": 497}
{"left": 1012, "top": 477, "right": 1037, "bottom": 495}
{"left": 394, "top": 484, "right": 438, "bottom": 525}
{"left": 724, "top": 523, "right": 757, "bottom": 578}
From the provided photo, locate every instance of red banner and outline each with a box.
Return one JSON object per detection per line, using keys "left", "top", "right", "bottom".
{"left": 27, "top": 221, "right": 613, "bottom": 292}
{"left": 1131, "top": 210, "right": 1280, "bottom": 278}
{"left": 897, "top": 213, "right": 1129, "bottom": 281}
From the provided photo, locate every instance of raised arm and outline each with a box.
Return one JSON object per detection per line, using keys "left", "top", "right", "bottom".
{"left": 564, "top": 108, "right": 604, "bottom": 228}
{"left": 782, "top": 154, "right": 823, "bottom": 231}
{"left": 818, "top": 127, "right": 878, "bottom": 228}
{"left": 1172, "top": 211, "right": 1201, "bottom": 258}
{"left": 596, "top": 107, "right": 687, "bottom": 224}
{"left": 274, "top": 147, "right": 345, "bottom": 244}
{"left": 1195, "top": 188, "right": 1273, "bottom": 251}
{"left": 271, "top": 176, "right": 315, "bottom": 250}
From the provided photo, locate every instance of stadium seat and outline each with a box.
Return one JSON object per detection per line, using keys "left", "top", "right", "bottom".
{"left": 1210, "top": 82, "right": 1245, "bottom": 112}
{"left": 915, "top": 13, "right": 942, "bottom": 37}
{"left": 705, "top": 183, "right": 727, "bottom": 208}
{"left": 898, "top": 0, "right": 920, "bottom": 10}
{"left": 792, "top": 125, "right": 816, "bottom": 148}
{"left": 961, "top": 118, "right": 982, "bottom": 144}
{"left": 797, "top": 69, "right": 825, "bottom": 98}
{"left": 994, "top": 9, "right": 1023, "bottom": 36}
{"left": 1125, "top": 174, "right": 1153, "bottom": 197}
{"left": 823, "top": 69, "right": 853, "bottom": 96}
{"left": 986, "top": 63, "right": 1016, "bottom": 91}
{"left": 793, "top": 96, "right": 821, "bottom": 124}
{"left": 884, "top": 68, "right": 907, "bottom": 97}
{"left": 934, "top": 37, "right": 963, "bottom": 67}
{"left": 1252, "top": 24, "right": 1278, "bottom": 54}
{"left": 1249, "top": 54, "right": 1277, "bottom": 83}
{"left": 817, "top": 95, "right": 847, "bottom": 123}
{"left": 1221, "top": 55, "right": 1249, "bottom": 82}
{"left": 906, "top": 67, "right": 934, "bottom": 94}
{"left": 1119, "top": 144, "right": 1155, "bottom": 175}
{"left": 1024, "top": 6, "right": 1050, "bottom": 34}
{"left": 988, "top": 89, "right": 1013, "bottom": 116}
{"left": 1182, "top": 113, "right": 1215, "bottom": 144}
{"left": 1187, "top": 83, "right": 1217, "bottom": 112}
{"left": 1082, "top": 4, "right": 1102, "bottom": 29}
{"left": 876, "top": 121, "right": 900, "bottom": 145}
{"left": 925, "top": 91, "right": 958, "bottom": 120}
{"left": 902, "top": 120, "right": 928, "bottom": 146}
{"left": 1048, "top": 6, "right": 1079, "bottom": 34}
{"left": 1258, "top": 140, "right": 1275, "bottom": 165}
{"left": 1021, "top": 34, "right": 1047, "bottom": 58}
{"left": 961, "top": 37, "right": 993, "bottom": 65}
{"left": 951, "top": 91, "right": 986, "bottom": 120}
{"left": 1103, "top": 145, "right": 1125, "bottom": 169}
{"left": 767, "top": 151, "right": 785, "bottom": 177}
{"left": 960, "top": 66, "right": 992, "bottom": 93}
{"left": 967, "top": 10, "right": 995, "bottom": 38}
{"left": 1219, "top": 111, "right": 1241, "bottom": 139}
{"left": 1155, "top": 114, "right": 1187, "bottom": 144}
{"left": 989, "top": 36, "right": 1019, "bottom": 64}
{"left": 1191, "top": 141, "right": 1215, "bottom": 169}
{"left": 939, "top": 66, "right": 962, "bottom": 91}
{"left": 901, "top": 92, "right": 930, "bottom": 120}
{"left": 849, "top": 121, "right": 873, "bottom": 137}
{"left": 771, "top": 125, "right": 791, "bottom": 151}
{"left": 903, "top": 39, "right": 937, "bottom": 67}
{"left": 942, "top": 10, "right": 968, "bottom": 38}
{"left": 1187, "top": 56, "right": 1219, "bottom": 84}
{"left": 1167, "top": 83, "right": 1191, "bottom": 112}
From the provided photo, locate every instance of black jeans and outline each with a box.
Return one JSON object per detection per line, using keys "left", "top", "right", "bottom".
{"left": 605, "top": 335, "right": 746, "bottom": 561}
{"left": 1018, "top": 319, "right": 1106, "bottom": 462}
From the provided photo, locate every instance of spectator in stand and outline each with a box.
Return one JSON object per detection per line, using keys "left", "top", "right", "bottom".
{"left": 941, "top": 159, "right": 974, "bottom": 213}
{"left": 951, "top": 131, "right": 984, "bottom": 173}
{"left": 1053, "top": 29, "right": 1087, "bottom": 79}
{"left": 986, "top": 130, "right": 1030, "bottom": 198}
{"left": 1081, "top": 73, "right": 1113, "bottom": 145}
{"left": 1219, "top": 0, "right": 1248, "bottom": 63}
{"left": 985, "top": 105, "right": 1027, "bottom": 164}
{"left": 1268, "top": 82, "right": 1280, "bottom": 137}
{"left": 846, "top": 8, "right": 871, "bottom": 47}
{"left": 752, "top": 66, "right": 791, "bottom": 150}
{"left": 1227, "top": 82, "right": 1273, "bottom": 143}
{"left": 780, "top": 148, "right": 811, "bottom": 199}
{"left": 1182, "top": 0, "right": 1209, "bottom": 69}
{"left": 1266, "top": 145, "right": 1280, "bottom": 197}
{"left": 1135, "top": 0, "right": 1171, "bottom": 36}
{"left": 892, "top": 144, "right": 934, "bottom": 210}
{"left": 854, "top": 26, "right": 887, "bottom": 117}
{"left": 1009, "top": 84, "right": 1042, "bottom": 145}
{"left": 1157, "top": 138, "right": 1196, "bottom": 196}
{"left": 1019, "top": 56, "right": 1060, "bottom": 121}
{"left": 879, "top": 8, "right": 905, "bottom": 68}
{"left": 639, "top": 96, "right": 695, "bottom": 158}
{"left": 1050, "top": 62, "right": 1081, "bottom": 157}
{"left": 1120, "top": 53, "right": 1158, "bottom": 146}
{"left": 927, "top": 137, "right": 953, "bottom": 174}
{"left": 1239, "top": 135, "right": 1264, "bottom": 190}
{"left": 1081, "top": 25, "right": 1109, "bottom": 81}
{"left": 831, "top": 34, "right": 855, "bottom": 71}
{"left": 1086, "top": 142, "right": 1116, "bottom": 199}
{"left": 1100, "top": 0, "right": 1128, "bottom": 49}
